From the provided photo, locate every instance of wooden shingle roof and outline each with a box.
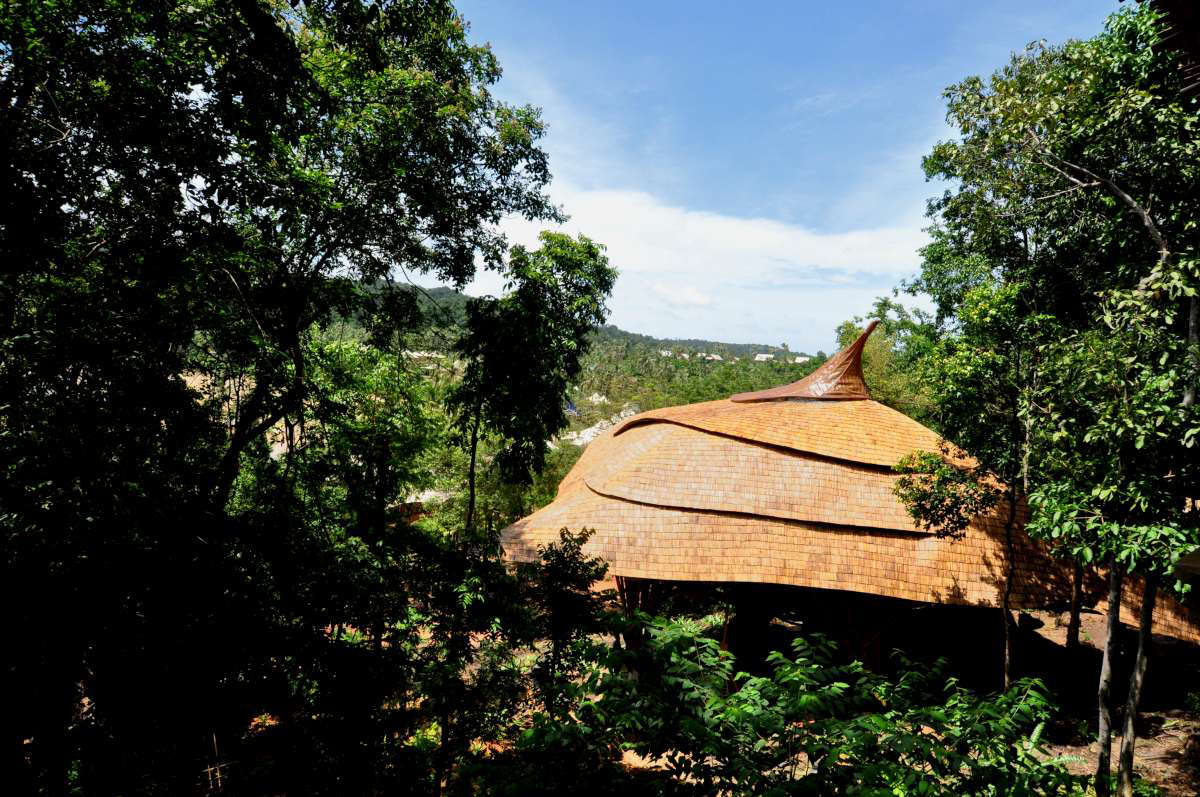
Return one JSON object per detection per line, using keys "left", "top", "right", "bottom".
{"left": 502, "top": 324, "right": 1200, "bottom": 643}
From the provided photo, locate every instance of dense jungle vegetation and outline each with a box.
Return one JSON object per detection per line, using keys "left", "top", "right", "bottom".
{"left": 2, "top": 1, "right": 1198, "bottom": 795}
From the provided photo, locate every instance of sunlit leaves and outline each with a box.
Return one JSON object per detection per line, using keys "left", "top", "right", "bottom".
{"left": 450, "top": 232, "right": 616, "bottom": 484}
{"left": 894, "top": 450, "right": 1000, "bottom": 539}
{"left": 595, "top": 621, "right": 1080, "bottom": 795}
{"left": 917, "top": 1, "right": 1200, "bottom": 583}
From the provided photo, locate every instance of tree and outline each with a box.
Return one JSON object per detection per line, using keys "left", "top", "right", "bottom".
{"left": 1, "top": 1, "right": 563, "bottom": 791}
{"left": 914, "top": 6, "right": 1200, "bottom": 794}
{"left": 448, "top": 232, "right": 616, "bottom": 531}
{"left": 892, "top": 282, "right": 1045, "bottom": 690}
{"left": 1027, "top": 285, "right": 1198, "bottom": 797}
{"left": 516, "top": 529, "right": 611, "bottom": 721}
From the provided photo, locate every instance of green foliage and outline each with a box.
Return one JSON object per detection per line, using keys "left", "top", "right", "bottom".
{"left": 1098, "top": 774, "right": 1163, "bottom": 797}
{"left": 0, "top": 1, "right": 572, "bottom": 792}
{"left": 464, "top": 531, "right": 630, "bottom": 797}
{"left": 10, "top": 1, "right": 1195, "bottom": 795}
{"left": 571, "top": 339, "right": 824, "bottom": 416}
{"left": 450, "top": 232, "right": 617, "bottom": 484}
{"left": 593, "top": 324, "right": 813, "bottom": 361}
{"left": 919, "top": 282, "right": 1049, "bottom": 484}
{"left": 1025, "top": 292, "right": 1200, "bottom": 578}
{"left": 837, "top": 297, "right": 937, "bottom": 424}
{"left": 592, "top": 618, "right": 1081, "bottom": 796}
{"left": 359, "top": 282, "right": 829, "bottom": 429}
{"left": 912, "top": 1, "right": 1200, "bottom": 580}
{"left": 516, "top": 529, "right": 612, "bottom": 719}
{"left": 894, "top": 451, "right": 1000, "bottom": 539}
{"left": 914, "top": 6, "right": 1200, "bottom": 792}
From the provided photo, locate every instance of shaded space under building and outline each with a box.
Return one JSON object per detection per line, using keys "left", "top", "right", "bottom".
{"left": 502, "top": 322, "right": 1200, "bottom": 673}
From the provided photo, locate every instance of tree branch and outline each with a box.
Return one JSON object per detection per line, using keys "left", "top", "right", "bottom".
{"left": 1031, "top": 182, "right": 1100, "bottom": 202}
{"left": 1025, "top": 128, "right": 1170, "bottom": 264}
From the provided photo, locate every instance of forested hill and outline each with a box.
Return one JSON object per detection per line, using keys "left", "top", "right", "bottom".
{"left": 591, "top": 325, "right": 818, "bottom": 360}
{"left": 408, "top": 285, "right": 818, "bottom": 360}
{"left": 390, "top": 284, "right": 829, "bottom": 420}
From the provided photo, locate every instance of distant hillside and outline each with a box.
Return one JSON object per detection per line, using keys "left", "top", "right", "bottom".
{"left": 408, "top": 285, "right": 817, "bottom": 359}
{"left": 411, "top": 285, "right": 470, "bottom": 328}
{"left": 366, "top": 283, "right": 827, "bottom": 430}
{"left": 593, "top": 325, "right": 817, "bottom": 360}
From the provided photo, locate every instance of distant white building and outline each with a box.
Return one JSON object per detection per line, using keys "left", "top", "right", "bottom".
{"left": 403, "top": 350, "right": 445, "bottom": 370}
{"left": 560, "top": 406, "right": 638, "bottom": 446}
{"left": 754, "top": 353, "right": 774, "bottom": 362}
{"left": 703, "top": 353, "right": 723, "bottom": 361}
{"left": 659, "top": 350, "right": 673, "bottom": 358}
{"left": 679, "top": 352, "right": 690, "bottom": 360}
{"left": 793, "top": 356, "right": 810, "bottom": 364}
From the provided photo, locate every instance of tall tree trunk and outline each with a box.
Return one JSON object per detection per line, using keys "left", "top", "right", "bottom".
{"left": 1095, "top": 567, "right": 1124, "bottom": 797}
{"left": 464, "top": 406, "right": 481, "bottom": 535}
{"left": 1117, "top": 576, "right": 1157, "bottom": 797}
{"left": 1184, "top": 295, "right": 1197, "bottom": 408}
{"left": 1066, "top": 561, "right": 1084, "bottom": 651}
{"left": 1000, "top": 487, "right": 1020, "bottom": 690}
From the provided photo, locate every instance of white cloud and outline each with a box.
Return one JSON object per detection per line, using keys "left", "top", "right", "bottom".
{"left": 652, "top": 282, "right": 712, "bottom": 308}
{"left": 492, "top": 53, "right": 670, "bottom": 193}
{"left": 468, "top": 182, "right": 929, "bottom": 353}
{"left": 499, "top": 183, "right": 925, "bottom": 281}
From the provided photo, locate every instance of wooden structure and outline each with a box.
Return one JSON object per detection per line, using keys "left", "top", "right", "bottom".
{"left": 502, "top": 323, "right": 1200, "bottom": 644}
{"left": 1145, "top": 0, "right": 1200, "bottom": 96}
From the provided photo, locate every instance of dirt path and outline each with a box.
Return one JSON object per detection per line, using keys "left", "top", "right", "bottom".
{"left": 1043, "top": 712, "right": 1200, "bottom": 796}
{"left": 1027, "top": 609, "right": 1200, "bottom": 796}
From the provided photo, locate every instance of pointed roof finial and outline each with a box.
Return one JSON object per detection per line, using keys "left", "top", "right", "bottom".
{"left": 730, "top": 320, "right": 879, "bottom": 402}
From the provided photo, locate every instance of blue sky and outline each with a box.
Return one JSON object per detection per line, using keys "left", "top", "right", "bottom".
{"left": 456, "top": 1, "right": 1122, "bottom": 353}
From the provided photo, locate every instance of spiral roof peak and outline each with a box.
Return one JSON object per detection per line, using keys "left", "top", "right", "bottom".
{"left": 731, "top": 320, "right": 878, "bottom": 403}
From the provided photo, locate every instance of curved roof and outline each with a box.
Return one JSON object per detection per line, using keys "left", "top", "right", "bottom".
{"left": 611, "top": 395, "right": 948, "bottom": 469}
{"left": 502, "top": 324, "right": 1200, "bottom": 643}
